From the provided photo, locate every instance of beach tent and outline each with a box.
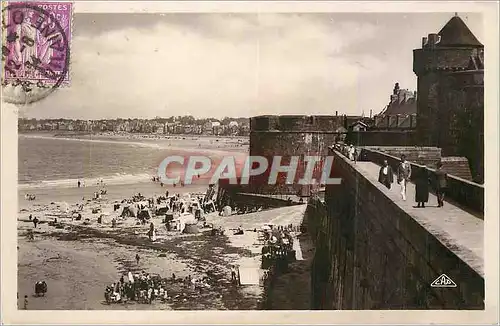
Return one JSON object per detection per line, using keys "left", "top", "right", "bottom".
{"left": 189, "top": 200, "right": 202, "bottom": 213}
{"left": 182, "top": 223, "right": 199, "bottom": 234}
{"left": 155, "top": 204, "right": 169, "bottom": 216}
{"left": 120, "top": 205, "right": 137, "bottom": 217}
{"left": 238, "top": 266, "right": 260, "bottom": 285}
{"left": 176, "top": 213, "right": 197, "bottom": 233}
{"left": 222, "top": 205, "right": 232, "bottom": 217}
{"left": 136, "top": 201, "right": 149, "bottom": 209}
{"left": 203, "top": 200, "right": 216, "bottom": 213}
{"left": 137, "top": 209, "right": 152, "bottom": 220}
{"left": 190, "top": 198, "right": 201, "bottom": 206}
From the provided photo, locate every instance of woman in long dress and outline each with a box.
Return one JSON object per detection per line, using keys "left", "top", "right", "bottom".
{"left": 415, "top": 166, "right": 430, "bottom": 208}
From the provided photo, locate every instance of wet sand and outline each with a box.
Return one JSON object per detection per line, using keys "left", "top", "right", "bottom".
{"left": 17, "top": 179, "right": 306, "bottom": 310}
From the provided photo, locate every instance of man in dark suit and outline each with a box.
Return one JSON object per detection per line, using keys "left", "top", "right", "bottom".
{"left": 378, "top": 160, "right": 394, "bottom": 189}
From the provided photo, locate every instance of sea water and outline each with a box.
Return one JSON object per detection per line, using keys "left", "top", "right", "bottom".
{"left": 18, "top": 134, "right": 245, "bottom": 190}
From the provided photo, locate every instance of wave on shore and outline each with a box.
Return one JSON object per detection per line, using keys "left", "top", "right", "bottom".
{"left": 18, "top": 173, "right": 153, "bottom": 191}
{"left": 20, "top": 134, "right": 163, "bottom": 149}
{"left": 19, "top": 134, "right": 248, "bottom": 191}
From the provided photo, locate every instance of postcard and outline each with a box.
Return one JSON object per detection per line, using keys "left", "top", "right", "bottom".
{"left": 1, "top": 1, "right": 498, "bottom": 324}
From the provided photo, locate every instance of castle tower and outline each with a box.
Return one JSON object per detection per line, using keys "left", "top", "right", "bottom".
{"left": 413, "top": 14, "right": 484, "bottom": 181}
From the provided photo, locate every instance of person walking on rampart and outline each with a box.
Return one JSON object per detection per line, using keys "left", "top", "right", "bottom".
{"left": 348, "top": 145, "right": 355, "bottom": 160}
{"left": 397, "top": 155, "right": 411, "bottom": 201}
{"left": 415, "top": 165, "right": 430, "bottom": 208}
{"left": 435, "top": 161, "right": 448, "bottom": 207}
{"left": 378, "top": 160, "right": 394, "bottom": 189}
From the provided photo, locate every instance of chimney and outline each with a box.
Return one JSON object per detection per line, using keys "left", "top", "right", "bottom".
{"left": 422, "top": 36, "right": 428, "bottom": 48}
{"left": 427, "top": 33, "right": 440, "bottom": 48}
{"left": 336, "top": 111, "right": 338, "bottom": 116}
{"left": 393, "top": 82, "right": 400, "bottom": 95}
{"left": 370, "top": 109, "right": 372, "bottom": 118}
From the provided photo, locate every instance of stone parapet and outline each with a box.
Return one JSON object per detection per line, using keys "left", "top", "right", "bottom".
{"left": 307, "top": 149, "right": 484, "bottom": 309}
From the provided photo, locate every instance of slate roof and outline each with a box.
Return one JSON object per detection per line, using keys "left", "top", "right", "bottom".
{"left": 384, "top": 97, "right": 417, "bottom": 115}
{"left": 437, "top": 15, "right": 483, "bottom": 47}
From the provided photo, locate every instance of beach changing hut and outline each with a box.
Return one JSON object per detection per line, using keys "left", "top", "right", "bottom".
{"left": 182, "top": 223, "right": 199, "bottom": 234}
{"left": 120, "top": 205, "right": 137, "bottom": 218}
{"left": 174, "top": 213, "right": 198, "bottom": 233}
{"left": 137, "top": 209, "right": 152, "bottom": 220}
{"left": 221, "top": 205, "right": 232, "bottom": 217}
{"left": 155, "top": 204, "right": 169, "bottom": 216}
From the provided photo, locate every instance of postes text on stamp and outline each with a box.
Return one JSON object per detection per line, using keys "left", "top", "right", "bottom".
{"left": 1, "top": 1, "right": 72, "bottom": 104}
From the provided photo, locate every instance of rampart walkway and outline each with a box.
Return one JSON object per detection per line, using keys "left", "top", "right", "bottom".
{"left": 306, "top": 146, "right": 484, "bottom": 309}
{"left": 354, "top": 160, "right": 483, "bottom": 276}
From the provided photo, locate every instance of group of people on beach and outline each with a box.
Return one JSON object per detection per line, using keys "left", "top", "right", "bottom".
{"left": 151, "top": 175, "right": 187, "bottom": 188}
{"left": 28, "top": 214, "right": 39, "bottom": 228}
{"left": 119, "top": 190, "right": 210, "bottom": 219}
{"left": 77, "top": 178, "right": 104, "bottom": 188}
{"left": 77, "top": 178, "right": 107, "bottom": 189}
{"left": 104, "top": 271, "right": 169, "bottom": 304}
{"left": 260, "top": 224, "right": 299, "bottom": 285}
{"left": 24, "top": 193, "right": 36, "bottom": 201}
{"left": 93, "top": 189, "right": 107, "bottom": 200}
{"left": 104, "top": 270, "right": 213, "bottom": 305}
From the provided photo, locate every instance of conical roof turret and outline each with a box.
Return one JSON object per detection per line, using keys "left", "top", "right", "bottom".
{"left": 437, "top": 15, "right": 483, "bottom": 47}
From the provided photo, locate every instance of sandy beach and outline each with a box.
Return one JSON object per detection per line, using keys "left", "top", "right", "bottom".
{"left": 17, "top": 182, "right": 305, "bottom": 310}
{"left": 17, "top": 134, "right": 305, "bottom": 310}
{"left": 36, "top": 132, "right": 250, "bottom": 153}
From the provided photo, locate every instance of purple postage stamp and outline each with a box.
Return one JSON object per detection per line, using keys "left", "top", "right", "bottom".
{"left": 1, "top": 1, "right": 72, "bottom": 103}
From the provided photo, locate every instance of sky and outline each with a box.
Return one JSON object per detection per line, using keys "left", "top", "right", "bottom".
{"left": 14, "top": 11, "right": 484, "bottom": 119}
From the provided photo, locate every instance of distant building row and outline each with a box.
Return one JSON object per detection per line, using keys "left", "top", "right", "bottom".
{"left": 18, "top": 118, "right": 251, "bottom": 136}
